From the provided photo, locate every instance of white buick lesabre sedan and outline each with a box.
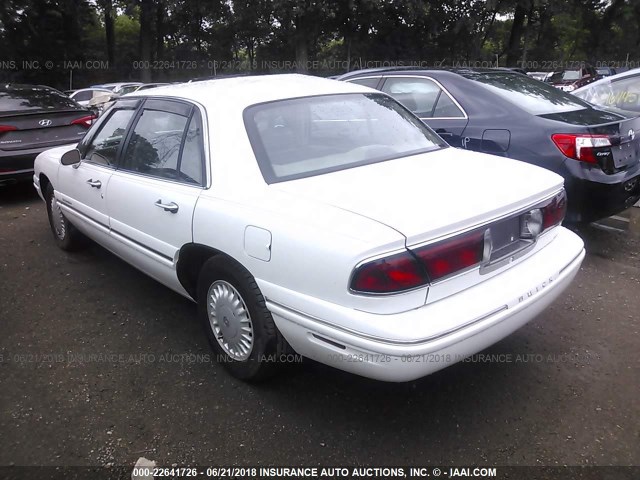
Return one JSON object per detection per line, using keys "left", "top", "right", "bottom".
{"left": 33, "top": 74, "right": 585, "bottom": 382}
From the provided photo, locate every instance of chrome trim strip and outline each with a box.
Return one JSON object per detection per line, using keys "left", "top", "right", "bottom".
{"left": 346, "top": 74, "right": 468, "bottom": 120}
{"left": 110, "top": 229, "right": 174, "bottom": 263}
{"left": 111, "top": 168, "right": 205, "bottom": 189}
{"left": 58, "top": 203, "right": 110, "bottom": 232}
{"left": 378, "top": 74, "right": 469, "bottom": 120}
{"left": 59, "top": 202, "right": 174, "bottom": 263}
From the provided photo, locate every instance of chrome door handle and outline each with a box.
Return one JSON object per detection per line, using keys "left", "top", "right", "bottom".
{"left": 86, "top": 179, "right": 102, "bottom": 188}
{"left": 154, "top": 200, "right": 179, "bottom": 213}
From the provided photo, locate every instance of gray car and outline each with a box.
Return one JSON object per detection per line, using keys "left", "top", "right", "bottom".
{"left": 0, "top": 84, "right": 95, "bottom": 186}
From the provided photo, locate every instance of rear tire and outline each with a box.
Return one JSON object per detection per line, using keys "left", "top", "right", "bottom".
{"left": 197, "top": 256, "right": 289, "bottom": 381}
{"left": 44, "top": 184, "right": 85, "bottom": 251}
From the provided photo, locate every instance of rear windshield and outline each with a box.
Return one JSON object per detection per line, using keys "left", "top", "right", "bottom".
{"left": 244, "top": 93, "right": 447, "bottom": 183}
{"left": 463, "top": 72, "right": 592, "bottom": 115}
{"left": 0, "top": 85, "right": 81, "bottom": 112}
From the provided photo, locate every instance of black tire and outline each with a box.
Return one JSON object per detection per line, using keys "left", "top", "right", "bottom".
{"left": 197, "top": 255, "right": 289, "bottom": 381}
{"left": 44, "top": 184, "right": 85, "bottom": 251}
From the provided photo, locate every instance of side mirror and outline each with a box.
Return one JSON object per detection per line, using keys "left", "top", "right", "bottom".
{"left": 61, "top": 149, "right": 81, "bottom": 166}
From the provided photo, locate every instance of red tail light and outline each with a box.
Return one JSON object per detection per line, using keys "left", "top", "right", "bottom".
{"left": 551, "top": 133, "right": 611, "bottom": 164}
{"left": 542, "top": 190, "right": 567, "bottom": 230}
{"left": 351, "top": 230, "right": 486, "bottom": 293}
{"left": 0, "top": 125, "right": 17, "bottom": 134}
{"left": 350, "top": 251, "right": 427, "bottom": 294}
{"left": 412, "top": 230, "right": 485, "bottom": 282}
{"left": 71, "top": 115, "right": 96, "bottom": 128}
{"left": 351, "top": 190, "right": 566, "bottom": 294}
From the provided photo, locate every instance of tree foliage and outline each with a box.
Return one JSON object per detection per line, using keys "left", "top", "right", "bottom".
{"left": 0, "top": 0, "right": 638, "bottom": 88}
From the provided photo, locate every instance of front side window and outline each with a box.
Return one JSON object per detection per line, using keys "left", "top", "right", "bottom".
{"left": 120, "top": 109, "right": 188, "bottom": 179}
{"left": 244, "top": 93, "right": 447, "bottom": 184}
{"left": 119, "top": 103, "right": 205, "bottom": 185}
{"left": 83, "top": 109, "right": 135, "bottom": 166}
{"left": 574, "top": 75, "right": 640, "bottom": 113}
{"left": 465, "top": 72, "right": 592, "bottom": 115}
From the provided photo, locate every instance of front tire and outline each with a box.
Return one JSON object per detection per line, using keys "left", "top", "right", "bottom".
{"left": 44, "top": 184, "right": 85, "bottom": 251}
{"left": 197, "top": 256, "right": 288, "bottom": 381}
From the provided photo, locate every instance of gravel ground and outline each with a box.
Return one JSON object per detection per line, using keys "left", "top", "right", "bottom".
{"left": 0, "top": 183, "right": 638, "bottom": 470}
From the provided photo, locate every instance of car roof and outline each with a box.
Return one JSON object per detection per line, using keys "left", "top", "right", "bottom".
{"left": 94, "top": 82, "right": 143, "bottom": 88}
{"left": 127, "top": 73, "right": 375, "bottom": 108}
{"left": 71, "top": 87, "right": 113, "bottom": 93}
{"left": 574, "top": 67, "right": 640, "bottom": 93}
{"left": 337, "top": 67, "right": 522, "bottom": 81}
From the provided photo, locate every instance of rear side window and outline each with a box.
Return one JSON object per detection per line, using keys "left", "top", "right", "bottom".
{"left": 120, "top": 109, "right": 188, "bottom": 179}
{"left": 574, "top": 75, "right": 640, "bottom": 113}
{"left": 83, "top": 109, "right": 135, "bottom": 167}
{"left": 381, "top": 77, "right": 464, "bottom": 118}
{"left": 178, "top": 112, "right": 205, "bottom": 185}
{"left": 347, "top": 77, "right": 381, "bottom": 89}
{"left": 465, "top": 72, "right": 592, "bottom": 114}
{"left": 0, "top": 85, "right": 81, "bottom": 112}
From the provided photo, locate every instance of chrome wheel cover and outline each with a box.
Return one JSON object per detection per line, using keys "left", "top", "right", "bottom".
{"left": 207, "top": 280, "right": 254, "bottom": 361}
{"left": 50, "top": 195, "right": 66, "bottom": 240}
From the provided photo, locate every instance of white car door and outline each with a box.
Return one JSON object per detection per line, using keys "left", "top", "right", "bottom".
{"left": 56, "top": 106, "right": 138, "bottom": 238}
{"left": 106, "top": 99, "right": 206, "bottom": 293}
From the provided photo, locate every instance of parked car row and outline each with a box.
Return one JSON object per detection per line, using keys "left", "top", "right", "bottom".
{"left": 545, "top": 64, "right": 600, "bottom": 92}
{"left": 67, "top": 82, "right": 171, "bottom": 115}
{"left": 1, "top": 82, "right": 173, "bottom": 185}
{"left": 574, "top": 67, "right": 640, "bottom": 114}
{"left": 338, "top": 67, "right": 640, "bottom": 223}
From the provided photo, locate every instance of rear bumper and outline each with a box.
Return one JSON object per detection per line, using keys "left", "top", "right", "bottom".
{"left": 562, "top": 160, "right": 640, "bottom": 223}
{"left": 1, "top": 142, "right": 78, "bottom": 183}
{"left": 565, "top": 173, "right": 640, "bottom": 223}
{"left": 264, "top": 227, "right": 585, "bottom": 382}
{"left": 0, "top": 152, "right": 38, "bottom": 185}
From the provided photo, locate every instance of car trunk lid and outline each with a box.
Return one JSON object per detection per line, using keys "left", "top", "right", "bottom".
{"left": 273, "top": 148, "right": 564, "bottom": 245}
{"left": 541, "top": 108, "right": 640, "bottom": 172}
{"left": 0, "top": 110, "right": 91, "bottom": 152}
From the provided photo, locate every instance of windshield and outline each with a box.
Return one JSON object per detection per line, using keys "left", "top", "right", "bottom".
{"left": 463, "top": 72, "right": 592, "bottom": 115}
{"left": 0, "top": 85, "right": 82, "bottom": 112}
{"left": 244, "top": 93, "right": 447, "bottom": 183}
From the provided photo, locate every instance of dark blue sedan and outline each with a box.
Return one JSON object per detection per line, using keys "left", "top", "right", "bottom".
{"left": 338, "top": 68, "right": 640, "bottom": 223}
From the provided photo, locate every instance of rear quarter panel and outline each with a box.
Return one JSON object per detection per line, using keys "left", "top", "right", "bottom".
{"left": 191, "top": 188, "right": 431, "bottom": 315}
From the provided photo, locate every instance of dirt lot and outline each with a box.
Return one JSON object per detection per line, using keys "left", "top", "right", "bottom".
{"left": 0, "top": 183, "right": 638, "bottom": 469}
